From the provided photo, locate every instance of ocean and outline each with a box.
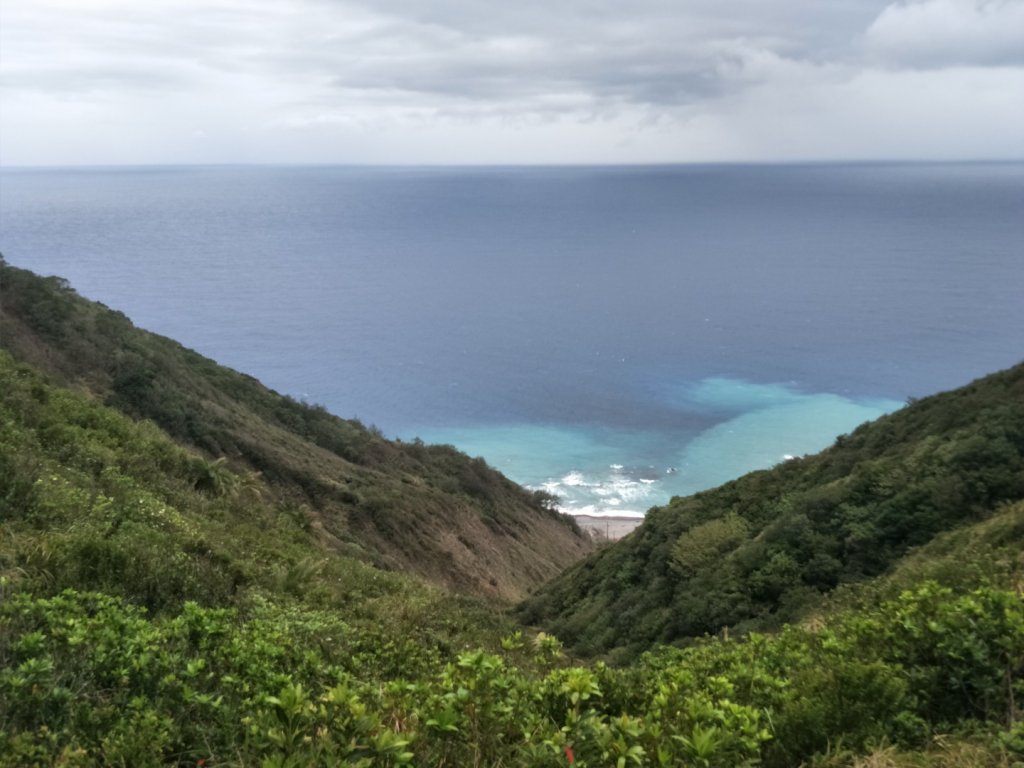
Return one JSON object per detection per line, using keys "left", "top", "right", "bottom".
{"left": 1, "top": 163, "right": 1021, "bottom": 516}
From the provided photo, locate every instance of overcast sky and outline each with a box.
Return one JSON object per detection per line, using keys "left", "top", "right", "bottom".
{"left": 2, "top": 0, "right": 1023, "bottom": 165}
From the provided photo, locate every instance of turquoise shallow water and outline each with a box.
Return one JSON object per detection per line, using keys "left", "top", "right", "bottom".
{"left": 1, "top": 164, "right": 1020, "bottom": 517}
{"left": 410, "top": 378, "right": 902, "bottom": 515}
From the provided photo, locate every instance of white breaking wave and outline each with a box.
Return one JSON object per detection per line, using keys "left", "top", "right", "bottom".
{"left": 529, "top": 464, "right": 661, "bottom": 517}
{"left": 560, "top": 471, "right": 589, "bottom": 487}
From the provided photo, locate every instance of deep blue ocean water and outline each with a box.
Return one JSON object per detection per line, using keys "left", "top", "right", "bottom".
{"left": 1, "top": 163, "right": 1021, "bottom": 516}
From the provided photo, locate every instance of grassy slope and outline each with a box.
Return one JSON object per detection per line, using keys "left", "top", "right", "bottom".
{"left": 2, "top": 358, "right": 1015, "bottom": 765}
{"left": 519, "top": 360, "right": 1024, "bottom": 658}
{"left": 0, "top": 346, "right": 515, "bottom": 635}
{"left": 2, "top": 355, "right": 1020, "bottom": 766}
{"left": 1, "top": 271, "right": 1020, "bottom": 765}
{"left": 0, "top": 260, "right": 591, "bottom": 600}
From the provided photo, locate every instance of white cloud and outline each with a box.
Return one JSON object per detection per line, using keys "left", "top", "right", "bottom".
{"left": 0, "top": 0, "right": 1021, "bottom": 164}
{"left": 711, "top": 62, "right": 1024, "bottom": 160}
{"left": 865, "top": 0, "right": 1024, "bottom": 67}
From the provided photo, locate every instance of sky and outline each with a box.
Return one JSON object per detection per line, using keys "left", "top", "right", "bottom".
{"left": 1, "top": 0, "right": 1023, "bottom": 165}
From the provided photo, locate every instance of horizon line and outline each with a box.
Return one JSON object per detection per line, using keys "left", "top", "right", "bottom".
{"left": 2, "top": 157, "right": 1023, "bottom": 172}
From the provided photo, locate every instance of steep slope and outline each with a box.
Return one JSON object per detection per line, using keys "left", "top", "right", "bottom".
{"left": 0, "top": 259, "right": 591, "bottom": 599}
{"left": 0, "top": 346, "right": 504, "bottom": 628}
{"left": 519, "top": 361, "right": 1024, "bottom": 658}
{"left": 825, "top": 498, "right": 1024, "bottom": 612}
{"left": 2, "top": 355, "right": 1019, "bottom": 766}
{"left": 1, "top": 269, "right": 1019, "bottom": 767}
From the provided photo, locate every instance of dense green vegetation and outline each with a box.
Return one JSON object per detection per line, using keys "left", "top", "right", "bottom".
{"left": 1, "top": 262, "right": 1021, "bottom": 765}
{"left": 519, "top": 361, "right": 1024, "bottom": 659}
{"left": 4, "top": 573, "right": 1019, "bottom": 765}
{"left": 4, "top": 579, "right": 1020, "bottom": 767}
{"left": 0, "top": 259, "right": 590, "bottom": 600}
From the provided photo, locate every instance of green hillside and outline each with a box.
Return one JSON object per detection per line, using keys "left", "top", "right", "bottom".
{"left": 1, "top": 260, "right": 1020, "bottom": 766}
{"left": 0, "top": 259, "right": 591, "bottom": 600}
{"left": 2, "top": 349, "right": 1022, "bottom": 766}
{"left": 519, "top": 361, "right": 1024, "bottom": 659}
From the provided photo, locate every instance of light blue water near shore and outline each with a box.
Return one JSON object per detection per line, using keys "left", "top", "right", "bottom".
{"left": 1, "top": 163, "right": 1021, "bottom": 514}
{"left": 414, "top": 379, "right": 901, "bottom": 515}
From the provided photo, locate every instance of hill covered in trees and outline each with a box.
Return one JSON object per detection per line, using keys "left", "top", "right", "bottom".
{"left": 0, "top": 259, "right": 590, "bottom": 600}
{"left": 1, "top": 259, "right": 1021, "bottom": 766}
{"left": 519, "top": 360, "right": 1024, "bottom": 659}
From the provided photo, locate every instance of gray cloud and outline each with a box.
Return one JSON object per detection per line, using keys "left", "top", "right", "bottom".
{"left": 865, "top": 0, "right": 1024, "bottom": 68}
{"left": 264, "top": 0, "right": 882, "bottom": 109}
{"left": 1, "top": 0, "right": 1022, "bottom": 164}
